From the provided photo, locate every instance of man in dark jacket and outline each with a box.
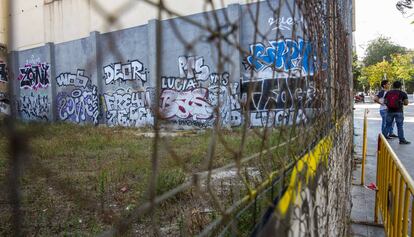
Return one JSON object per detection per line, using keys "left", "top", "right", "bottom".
{"left": 384, "top": 81, "right": 410, "bottom": 144}
{"left": 373, "top": 80, "right": 397, "bottom": 138}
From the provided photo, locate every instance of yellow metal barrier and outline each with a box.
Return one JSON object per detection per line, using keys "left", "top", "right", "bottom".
{"left": 361, "top": 108, "right": 368, "bottom": 185}
{"left": 375, "top": 133, "right": 414, "bottom": 236}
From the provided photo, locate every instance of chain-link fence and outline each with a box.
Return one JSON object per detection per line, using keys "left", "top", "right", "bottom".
{"left": 0, "top": 0, "right": 353, "bottom": 236}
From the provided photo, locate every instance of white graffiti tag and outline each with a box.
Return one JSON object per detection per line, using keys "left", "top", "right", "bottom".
{"left": 56, "top": 69, "right": 89, "bottom": 88}
{"left": 104, "top": 88, "right": 154, "bottom": 127}
{"left": 178, "top": 56, "right": 210, "bottom": 81}
{"left": 104, "top": 60, "right": 147, "bottom": 85}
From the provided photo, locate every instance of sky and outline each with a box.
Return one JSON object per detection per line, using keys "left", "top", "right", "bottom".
{"left": 355, "top": 0, "right": 414, "bottom": 59}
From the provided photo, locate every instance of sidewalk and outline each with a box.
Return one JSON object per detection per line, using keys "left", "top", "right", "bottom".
{"left": 350, "top": 97, "right": 414, "bottom": 236}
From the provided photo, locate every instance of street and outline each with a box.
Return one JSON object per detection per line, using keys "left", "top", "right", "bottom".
{"left": 351, "top": 94, "right": 414, "bottom": 237}
{"left": 354, "top": 95, "right": 414, "bottom": 175}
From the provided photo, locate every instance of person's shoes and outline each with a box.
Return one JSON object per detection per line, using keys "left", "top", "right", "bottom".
{"left": 399, "top": 140, "right": 411, "bottom": 145}
{"left": 385, "top": 136, "right": 392, "bottom": 139}
{"left": 389, "top": 134, "right": 398, "bottom": 138}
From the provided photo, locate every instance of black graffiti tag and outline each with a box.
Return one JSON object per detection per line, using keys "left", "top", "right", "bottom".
{"left": 18, "top": 63, "right": 50, "bottom": 90}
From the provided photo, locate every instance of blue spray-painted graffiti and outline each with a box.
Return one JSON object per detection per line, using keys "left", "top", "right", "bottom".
{"left": 18, "top": 63, "right": 50, "bottom": 90}
{"left": 56, "top": 69, "right": 99, "bottom": 124}
{"left": 246, "top": 38, "right": 316, "bottom": 75}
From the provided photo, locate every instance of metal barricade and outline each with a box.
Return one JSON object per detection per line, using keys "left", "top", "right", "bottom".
{"left": 375, "top": 133, "right": 414, "bottom": 236}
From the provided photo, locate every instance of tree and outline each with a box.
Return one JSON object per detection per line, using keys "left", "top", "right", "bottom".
{"left": 361, "top": 60, "right": 395, "bottom": 90}
{"left": 363, "top": 36, "right": 406, "bottom": 66}
{"left": 352, "top": 52, "right": 363, "bottom": 91}
{"left": 391, "top": 52, "right": 414, "bottom": 91}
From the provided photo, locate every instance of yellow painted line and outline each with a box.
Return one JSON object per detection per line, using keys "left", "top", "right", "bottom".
{"left": 277, "top": 135, "right": 333, "bottom": 216}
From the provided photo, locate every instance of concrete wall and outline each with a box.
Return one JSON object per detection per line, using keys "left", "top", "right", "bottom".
{"left": 5, "top": 0, "right": 351, "bottom": 129}
{"left": 257, "top": 115, "right": 353, "bottom": 236}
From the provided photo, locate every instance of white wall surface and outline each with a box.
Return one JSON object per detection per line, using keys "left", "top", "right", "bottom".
{"left": 2, "top": 0, "right": 253, "bottom": 51}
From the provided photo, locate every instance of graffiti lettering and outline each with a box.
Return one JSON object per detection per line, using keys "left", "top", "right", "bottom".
{"left": 242, "top": 78, "right": 293, "bottom": 111}
{"left": 178, "top": 56, "right": 210, "bottom": 81}
{"left": 209, "top": 72, "right": 229, "bottom": 86}
{"left": 18, "top": 63, "right": 50, "bottom": 90}
{"left": 57, "top": 86, "right": 99, "bottom": 124}
{"left": 160, "top": 88, "right": 212, "bottom": 120}
{"left": 56, "top": 69, "right": 99, "bottom": 124}
{"left": 161, "top": 77, "right": 199, "bottom": 91}
{"left": 268, "top": 16, "right": 304, "bottom": 31}
{"left": 104, "top": 60, "right": 147, "bottom": 85}
{"left": 0, "top": 62, "right": 7, "bottom": 83}
{"left": 208, "top": 83, "right": 242, "bottom": 126}
{"left": 178, "top": 119, "right": 211, "bottom": 128}
{"left": 56, "top": 69, "right": 89, "bottom": 88}
{"left": 104, "top": 88, "right": 154, "bottom": 127}
{"left": 162, "top": 56, "right": 241, "bottom": 127}
{"left": 249, "top": 109, "right": 307, "bottom": 127}
{"left": 246, "top": 39, "right": 315, "bottom": 75}
{"left": 18, "top": 93, "right": 50, "bottom": 121}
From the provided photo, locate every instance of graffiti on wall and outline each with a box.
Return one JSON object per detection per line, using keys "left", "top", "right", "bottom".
{"left": 56, "top": 69, "right": 99, "bottom": 124}
{"left": 16, "top": 59, "right": 51, "bottom": 121}
{"left": 268, "top": 16, "right": 304, "bottom": 31}
{"left": 0, "top": 61, "right": 7, "bottom": 83}
{"left": 178, "top": 56, "right": 210, "bottom": 81}
{"left": 18, "top": 92, "right": 50, "bottom": 121}
{"left": 57, "top": 69, "right": 89, "bottom": 88}
{"left": 0, "top": 92, "right": 10, "bottom": 115}
{"left": 160, "top": 56, "right": 241, "bottom": 127}
{"left": 245, "top": 38, "right": 317, "bottom": 76}
{"left": 104, "top": 88, "right": 154, "bottom": 127}
{"left": 241, "top": 35, "right": 323, "bottom": 127}
{"left": 0, "top": 60, "right": 9, "bottom": 115}
{"left": 255, "top": 136, "right": 332, "bottom": 236}
{"left": 103, "top": 60, "right": 148, "bottom": 86}
{"left": 18, "top": 62, "right": 50, "bottom": 90}
{"left": 241, "top": 77, "right": 314, "bottom": 127}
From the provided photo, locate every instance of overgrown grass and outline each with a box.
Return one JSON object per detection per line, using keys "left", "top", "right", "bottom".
{"left": 0, "top": 120, "right": 309, "bottom": 236}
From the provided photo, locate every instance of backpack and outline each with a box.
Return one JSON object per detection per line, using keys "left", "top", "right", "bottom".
{"left": 384, "top": 90, "right": 402, "bottom": 110}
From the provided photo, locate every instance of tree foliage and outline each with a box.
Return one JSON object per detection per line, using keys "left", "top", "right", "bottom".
{"left": 363, "top": 36, "right": 407, "bottom": 66}
{"left": 391, "top": 53, "right": 414, "bottom": 82}
{"left": 352, "top": 52, "right": 363, "bottom": 91}
{"left": 362, "top": 61, "right": 395, "bottom": 89}
{"left": 360, "top": 52, "right": 414, "bottom": 92}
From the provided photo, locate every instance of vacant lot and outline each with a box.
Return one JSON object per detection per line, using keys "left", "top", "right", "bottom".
{"left": 0, "top": 119, "right": 310, "bottom": 236}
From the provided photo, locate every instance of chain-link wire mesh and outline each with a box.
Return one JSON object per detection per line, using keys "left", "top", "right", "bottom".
{"left": 0, "top": 0, "right": 353, "bottom": 236}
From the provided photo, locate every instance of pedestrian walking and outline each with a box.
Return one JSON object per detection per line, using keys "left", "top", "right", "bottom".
{"left": 384, "top": 81, "right": 410, "bottom": 144}
{"left": 373, "top": 80, "right": 397, "bottom": 138}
